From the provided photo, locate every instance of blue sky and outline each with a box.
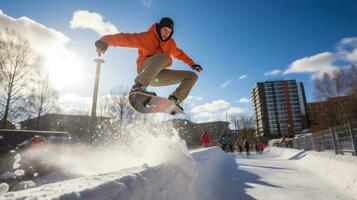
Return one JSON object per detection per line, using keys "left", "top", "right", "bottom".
{"left": 1, "top": 0, "right": 357, "bottom": 122}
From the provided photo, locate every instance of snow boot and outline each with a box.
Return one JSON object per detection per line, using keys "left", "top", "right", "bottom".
{"left": 130, "top": 82, "right": 156, "bottom": 96}
{"left": 168, "top": 95, "right": 184, "bottom": 112}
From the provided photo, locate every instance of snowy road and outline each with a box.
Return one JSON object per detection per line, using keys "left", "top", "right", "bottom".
{"left": 193, "top": 148, "right": 356, "bottom": 200}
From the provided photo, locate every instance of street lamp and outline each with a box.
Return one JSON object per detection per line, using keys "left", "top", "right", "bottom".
{"left": 91, "top": 58, "right": 105, "bottom": 120}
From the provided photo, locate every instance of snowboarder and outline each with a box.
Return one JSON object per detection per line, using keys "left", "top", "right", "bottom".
{"left": 95, "top": 17, "right": 202, "bottom": 111}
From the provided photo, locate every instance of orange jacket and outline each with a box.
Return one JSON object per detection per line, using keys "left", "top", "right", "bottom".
{"left": 100, "top": 24, "right": 195, "bottom": 72}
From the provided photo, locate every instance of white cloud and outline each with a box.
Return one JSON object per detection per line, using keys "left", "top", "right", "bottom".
{"left": 283, "top": 52, "right": 338, "bottom": 78}
{"left": 141, "top": 0, "right": 152, "bottom": 7}
{"left": 0, "top": 10, "right": 85, "bottom": 91}
{"left": 239, "top": 74, "right": 247, "bottom": 80}
{"left": 338, "top": 37, "right": 357, "bottom": 47}
{"left": 220, "top": 79, "right": 232, "bottom": 88}
{"left": 191, "top": 100, "right": 230, "bottom": 113}
{"left": 189, "top": 100, "right": 245, "bottom": 123}
{"left": 187, "top": 96, "right": 203, "bottom": 101}
{"left": 186, "top": 96, "right": 203, "bottom": 101}
{"left": 338, "top": 37, "right": 357, "bottom": 63}
{"left": 59, "top": 93, "right": 92, "bottom": 115}
{"left": 191, "top": 112, "right": 221, "bottom": 123}
{"left": 282, "top": 37, "right": 357, "bottom": 79}
{"left": 238, "top": 98, "right": 250, "bottom": 104}
{"left": 264, "top": 69, "right": 282, "bottom": 76}
{"left": 184, "top": 95, "right": 203, "bottom": 107}
{"left": 59, "top": 93, "right": 115, "bottom": 115}
{"left": 347, "top": 49, "right": 357, "bottom": 62}
{"left": 227, "top": 107, "right": 244, "bottom": 116}
{"left": 70, "top": 10, "right": 119, "bottom": 36}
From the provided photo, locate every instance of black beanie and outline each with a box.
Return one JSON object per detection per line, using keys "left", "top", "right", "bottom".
{"left": 156, "top": 17, "right": 174, "bottom": 42}
{"left": 159, "top": 17, "right": 174, "bottom": 30}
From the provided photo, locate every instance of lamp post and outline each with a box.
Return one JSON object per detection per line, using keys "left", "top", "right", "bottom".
{"left": 91, "top": 58, "right": 105, "bottom": 121}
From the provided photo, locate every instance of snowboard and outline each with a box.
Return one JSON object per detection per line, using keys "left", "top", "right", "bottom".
{"left": 128, "top": 92, "right": 185, "bottom": 115}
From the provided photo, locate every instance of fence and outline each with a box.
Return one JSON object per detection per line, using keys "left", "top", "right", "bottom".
{"left": 293, "top": 121, "right": 357, "bottom": 156}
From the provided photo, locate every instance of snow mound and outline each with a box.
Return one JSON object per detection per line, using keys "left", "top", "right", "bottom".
{"left": 0, "top": 121, "right": 198, "bottom": 199}
{"left": 267, "top": 147, "right": 357, "bottom": 197}
{"left": 1, "top": 164, "right": 196, "bottom": 200}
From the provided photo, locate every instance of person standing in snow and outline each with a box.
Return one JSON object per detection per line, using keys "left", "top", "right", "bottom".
{"left": 260, "top": 142, "right": 266, "bottom": 154}
{"left": 200, "top": 132, "right": 211, "bottom": 148}
{"left": 244, "top": 140, "right": 250, "bottom": 157}
{"left": 95, "top": 17, "right": 203, "bottom": 111}
{"left": 254, "top": 143, "right": 260, "bottom": 155}
{"left": 228, "top": 134, "right": 235, "bottom": 152}
{"left": 237, "top": 142, "right": 243, "bottom": 155}
{"left": 219, "top": 133, "right": 228, "bottom": 152}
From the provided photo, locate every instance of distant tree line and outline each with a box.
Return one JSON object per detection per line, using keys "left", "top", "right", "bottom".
{"left": 0, "top": 28, "right": 59, "bottom": 129}
{"left": 230, "top": 113, "right": 256, "bottom": 144}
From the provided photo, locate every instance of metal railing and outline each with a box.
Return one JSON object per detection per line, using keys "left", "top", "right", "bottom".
{"left": 293, "top": 121, "right": 357, "bottom": 156}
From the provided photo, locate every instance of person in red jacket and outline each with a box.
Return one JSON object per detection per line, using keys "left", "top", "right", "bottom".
{"left": 259, "top": 142, "right": 266, "bottom": 154}
{"left": 200, "top": 132, "right": 211, "bottom": 148}
{"left": 95, "top": 17, "right": 202, "bottom": 111}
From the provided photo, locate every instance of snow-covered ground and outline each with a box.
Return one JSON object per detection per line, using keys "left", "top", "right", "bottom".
{"left": 264, "top": 147, "right": 357, "bottom": 198}
{"left": 193, "top": 147, "right": 357, "bottom": 200}
{"left": 1, "top": 143, "right": 357, "bottom": 199}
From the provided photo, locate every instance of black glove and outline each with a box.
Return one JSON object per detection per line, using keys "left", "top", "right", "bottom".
{"left": 191, "top": 64, "right": 203, "bottom": 72}
{"left": 95, "top": 40, "right": 108, "bottom": 56}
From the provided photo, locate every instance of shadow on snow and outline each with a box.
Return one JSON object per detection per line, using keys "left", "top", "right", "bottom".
{"left": 193, "top": 151, "right": 281, "bottom": 200}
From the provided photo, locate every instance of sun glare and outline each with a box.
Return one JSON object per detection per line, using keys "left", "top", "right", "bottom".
{"left": 44, "top": 48, "right": 84, "bottom": 91}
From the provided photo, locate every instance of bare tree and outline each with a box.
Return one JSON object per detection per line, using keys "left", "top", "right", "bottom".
{"left": 314, "top": 69, "right": 351, "bottom": 100}
{"left": 0, "top": 28, "right": 32, "bottom": 128}
{"left": 314, "top": 73, "right": 335, "bottom": 100}
{"left": 108, "top": 87, "right": 137, "bottom": 122}
{"left": 313, "top": 66, "right": 357, "bottom": 128}
{"left": 232, "top": 113, "right": 254, "bottom": 130}
{"left": 25, "top": 61, "right": 60, "bottom": 129}
{"left": 230, "top": 113, "right": 254, "bottom": 143}
{"left": 349, "top": 65, "right": 357, "bottom": 93}
{"left": 346, "top": 65, "right": 357, "bottom": 120}
{"left": 98, "top": 95, "right": 111, "bottom": 118}
{"left": 230, "top": 115, "right": 240, "bottom": 132}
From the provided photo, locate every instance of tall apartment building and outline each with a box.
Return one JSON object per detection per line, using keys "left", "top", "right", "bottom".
{"left": 251, "top": 80, "right": 308, "bottom": 139}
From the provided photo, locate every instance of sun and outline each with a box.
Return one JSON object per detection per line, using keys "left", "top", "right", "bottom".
{"left": 44, "top": 49, "right": 84, "bottom": 91}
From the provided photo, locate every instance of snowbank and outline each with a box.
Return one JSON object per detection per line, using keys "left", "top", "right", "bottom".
{"left": 0, "top": 147, "right": 231, "bottom": 200}
{"left": 0, "top": 121, "right": 198, "bottom": 199}
{"left": 267, "top": 147, "right": 357, "bottom": 197}
{"left": 1, "top": 164, "right": 196, "bottom": 200}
